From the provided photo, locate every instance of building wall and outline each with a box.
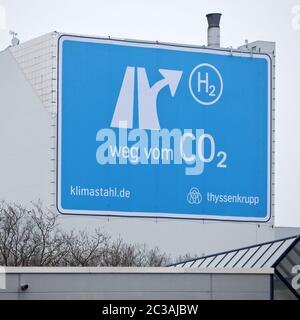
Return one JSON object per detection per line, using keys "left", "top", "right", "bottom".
{"left": 275, "top": 227, "right": 300, "bottom": 239}
{"left": 0, "top": 268, "right": 273, "bottom": 300}
{"left": 0, "top": 47, "right": 52, "bottom": 204}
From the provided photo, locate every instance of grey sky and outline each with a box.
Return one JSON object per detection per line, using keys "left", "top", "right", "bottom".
{"left": 0, "top": 0, "right": 299, "bottom": 227}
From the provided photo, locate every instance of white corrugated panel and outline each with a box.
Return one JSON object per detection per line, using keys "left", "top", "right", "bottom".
{"left": 251, "top": 240, "right": 282, "bottom": 268}
{"left": 181, "top": 260, "right": 197, "bottom": 268}
{"left": 9, "top": 32, "right": 58, "bottom": 117}
{"left": 260, "top": 238, "right": 296, "bottom": 267}
{"left": 241, "top": 244, "right": 272, "bottom": 268}
{"left": 224, "top": 249, "right": 249, "bottom": 268}
{"left": 208, "top": 254, "right": 226, "bottom": 268}
{"left": 212, "top": 251, "right": 236, "bottom": 268}
{"left": 198, "top": 256, "right": 215, "bottom": 268}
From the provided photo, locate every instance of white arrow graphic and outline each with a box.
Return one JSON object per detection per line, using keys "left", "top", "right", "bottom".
{"left": 110, "top": 66, "right": 135, "bottom": 129}
{"left": 137, "top": 68, "right": 183, "bottom": 130}
{"left": 110, "top": 67, "right": 183, "bottom": 130}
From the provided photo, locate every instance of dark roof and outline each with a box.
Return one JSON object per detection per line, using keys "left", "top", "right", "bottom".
{"left": 169, "top": 235, "right": 300, "bottom": 269}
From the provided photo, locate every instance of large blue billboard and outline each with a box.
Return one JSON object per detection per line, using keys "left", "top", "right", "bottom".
{"left": 57, "top": 35, "right": 271, "bottom": 221}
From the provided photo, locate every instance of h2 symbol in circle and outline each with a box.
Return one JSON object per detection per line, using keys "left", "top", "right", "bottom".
{"left": 189, "top": 63, "right": 223, "bottom": 106}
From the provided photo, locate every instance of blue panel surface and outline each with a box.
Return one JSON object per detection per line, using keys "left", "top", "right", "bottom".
{"left": 57, "top": 35, "right": 271, "bottom": 221}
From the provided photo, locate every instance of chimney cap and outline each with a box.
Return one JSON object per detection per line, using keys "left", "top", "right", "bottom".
{"left": 206, "top": 13, "right": 222, "bottom": 28}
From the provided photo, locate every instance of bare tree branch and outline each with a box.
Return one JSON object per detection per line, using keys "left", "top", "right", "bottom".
{"left": 0, "top": 201, "right": 173, "bottom": 267}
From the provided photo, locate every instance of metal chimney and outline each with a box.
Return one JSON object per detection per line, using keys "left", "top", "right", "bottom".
{"left": 206, "top": 13, "right": 222, "bottom": 48}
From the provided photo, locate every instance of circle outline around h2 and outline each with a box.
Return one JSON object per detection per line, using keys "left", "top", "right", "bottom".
{"left": 189, "top": 63, "right": 223, "bottom": 106}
